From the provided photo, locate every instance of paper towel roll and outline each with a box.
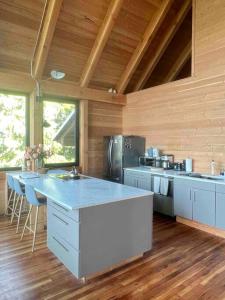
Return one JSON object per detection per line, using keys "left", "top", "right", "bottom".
{"left": 185, "top": 158, "right": 192, "bottom": 172}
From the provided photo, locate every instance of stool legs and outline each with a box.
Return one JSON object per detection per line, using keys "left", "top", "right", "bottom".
{"left": 5, "top": 189, "right": 14, "bottom": 215}
{"left": 21, "top": 204, "right": 32, "bottom": 241}
{"left": 21, "top": 205, "right": 40, "bottom": 252}
{"left": 16, "top": 195, "right": 25, "bottom": 233}
{"left": 10, "top": 193, "right": 19, "bottom": 223}
{"left": 32, "top": 206, "right": 39, "bottom": 252}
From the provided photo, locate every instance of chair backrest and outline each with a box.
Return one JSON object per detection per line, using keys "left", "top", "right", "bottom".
{"left": 47, "top": 169, "right": 67, "bottom": 174}
{"left": 7, "top": 175, "right": 14, "bottom": 190}
{"left": 25, "top": 184, "right": 40, "bottom": 206}
{"left": 13, "top": 178, "right": 24, "bottom": 195}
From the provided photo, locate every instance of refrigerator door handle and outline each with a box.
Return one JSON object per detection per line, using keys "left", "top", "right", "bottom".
{"left": 108, "top": 138, "right": 113, "bottom": 175}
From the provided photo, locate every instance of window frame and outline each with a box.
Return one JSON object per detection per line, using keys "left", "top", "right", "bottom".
{"left": 42, "top": 95, "right": 80, "bottom": 168}
{"left": 0, "top": 90, "right": 30, "bottom": 171}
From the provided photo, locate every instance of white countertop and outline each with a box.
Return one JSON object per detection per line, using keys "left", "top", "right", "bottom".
{"left": 124, "top": 167, "right": 225, "bottom": 185}
{"left": 8, "top": 172, "right": 153, "bottom": 210}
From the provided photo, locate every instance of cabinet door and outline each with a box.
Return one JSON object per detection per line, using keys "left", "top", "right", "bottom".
{"left": 174, "top": 178, "right": 192, "bottom": 219}
{"left": 216, "top": 193, "right": 225, "bottom": 230}
{"left": 193, "top": 189, "right": 215, "bottom": 226}
{"left": 137, "top": 174, "right": 151, "bottom": 190}
{"left": 124, "top": 173, "right": 138, "bottom": 187}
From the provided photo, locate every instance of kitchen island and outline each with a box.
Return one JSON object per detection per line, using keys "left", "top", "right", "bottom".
{"left": 10, "top": 173, "right": 153, "bottom": 279}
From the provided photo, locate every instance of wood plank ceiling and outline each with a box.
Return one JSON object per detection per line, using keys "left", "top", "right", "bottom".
{"left": 0, "top": 0, "right": 192, "bottom": 94}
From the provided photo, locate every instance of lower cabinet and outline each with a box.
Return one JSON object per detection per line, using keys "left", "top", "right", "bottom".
{"left": 174, "top": 178, "right": 192, "bottom": 219}
{"left": 192, "top": 189, "right": 215, "bottom": 226}
{"left": 216, "top": 193, "right": 225, "bottom": 230}
{"left": 124, "top": 170, "right": 151, "bottom": 190}
{"left": 174, "top": 178, "right": 216, "bottom": 227}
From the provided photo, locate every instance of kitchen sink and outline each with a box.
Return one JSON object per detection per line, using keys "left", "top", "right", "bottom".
{"left": 49, "top": 174, "right": 90, "bottom": 181}
{"left": 180, "top": 173, "right": 225, "bottom": 181}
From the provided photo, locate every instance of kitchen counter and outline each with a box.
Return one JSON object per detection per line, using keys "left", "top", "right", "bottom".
{"left": 10, "top": 172, "right": 153, "bottom": 210}
{"left": 124, "top": 167, "right": 225, "bottom": 184}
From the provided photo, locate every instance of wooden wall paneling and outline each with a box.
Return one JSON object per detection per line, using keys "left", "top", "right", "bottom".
{"left": 79, "top": 100, "right": 89, "bottom": 174}
{"left": 123, "top": 73, "right": 225, "bottom": 174}
{"left": 88, "top": 101, "right": 122, "bottom": 177}
{"left": 116, "top": 0, "right": 173, "bottom": 93}
{"left": 29, "top": 91, "right": 43, "bottom": 146}
{"left": 133, "top": 0, "right": 192, "bottom": 91}
{"left": 32, "top": 0, "right": 63, "bottom": 79}
{"left": 79, "top": 0, "right": 124, "bottom": 87}
{"left": 194, "top": 0, "right": 225, "bottom": 77}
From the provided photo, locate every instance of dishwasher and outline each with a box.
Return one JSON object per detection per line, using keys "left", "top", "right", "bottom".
{"left": 151, "top": 175, "right": 174, "bottom": 217}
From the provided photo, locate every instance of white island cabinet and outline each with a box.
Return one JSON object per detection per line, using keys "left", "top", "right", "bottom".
{"left": 10, "top": 173, "right": 153, "bottom": 279}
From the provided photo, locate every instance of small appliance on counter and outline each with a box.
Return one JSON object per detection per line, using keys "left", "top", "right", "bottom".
{"left": 160, "top": 154, "right": 174, "bottom": 170}
{"left": 185, "top": 158, "right": 193, "bottom": 172}
{"left": 173, "top": 162, "right": 185, "bottom": 171}
{"left": 139, "top": 156, "right": 155, "bottom": 168}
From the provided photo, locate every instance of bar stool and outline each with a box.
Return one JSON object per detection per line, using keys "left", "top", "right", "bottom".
{"left": 5, "top": 174, "right": 16, "bottom": 216}
{"left": 11, "top": 177, "right": 26, "bottom": 233}
{"left": 21, "top": 184, "right": 46, "bottom": 252}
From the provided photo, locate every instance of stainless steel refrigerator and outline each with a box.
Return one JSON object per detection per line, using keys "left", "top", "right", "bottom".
{"left": 103, "top": 135, "right": 145, "bottom": 183}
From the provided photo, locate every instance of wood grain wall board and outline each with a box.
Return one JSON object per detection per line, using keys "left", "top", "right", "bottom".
{"left": 88, "top": 101, "right": 122, "bottom": 177}
{"left": 195, "top": 0, "right": 225, "bottom": 77}
{"left": 123, "top": 72, "right": 225, "bottom": 173}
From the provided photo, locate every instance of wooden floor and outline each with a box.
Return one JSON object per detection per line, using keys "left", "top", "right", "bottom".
{"left": 1, "top": 215, "right": 225, "bottom": 300}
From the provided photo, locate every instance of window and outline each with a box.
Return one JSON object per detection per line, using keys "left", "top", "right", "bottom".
{"left": 0, "top": 92, "right": 29, "bottom": 169}
{"left": 43, "top": 98, "right": 79, "bottom": 166}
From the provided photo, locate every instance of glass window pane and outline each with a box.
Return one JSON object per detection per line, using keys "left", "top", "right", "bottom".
{"left": 43, "top": 100, "right": 78, "bottom": 164}
{"left": 0, "top": 93, "right": 26, "bottom": 168}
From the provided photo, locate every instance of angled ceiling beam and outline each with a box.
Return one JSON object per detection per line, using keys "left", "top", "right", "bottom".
{"left": 116, "top": 0, "right": 173, "bottom": 94}
{"left": 32, "top": 0, "right": 63, "bottom": 79}
{"left": 133, "top": 0, "right": 191, "bottom": 91}
{"left": 164, "top": 41, "right": 191, "bottom": 82}
{"left": 80, "top": 0, "right": 124, "bottom": 88}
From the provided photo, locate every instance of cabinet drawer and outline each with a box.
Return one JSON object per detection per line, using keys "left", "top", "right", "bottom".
{"left": 176, "top": 178, "right": 216, "bottom": 192}
{"left": 48, "top": 233, "right": 79, "bottom": 277}
{"left": 48, "top": 198, "right": 79, "bottom": 222}
{"left": 216, "top": 184, "right": 225, "bottom": 194}
{"left": 48, "top": 204, "right": 79, "bottom": 250}
{"left": 124, "top": 169, "right": 149, "bottom": 178}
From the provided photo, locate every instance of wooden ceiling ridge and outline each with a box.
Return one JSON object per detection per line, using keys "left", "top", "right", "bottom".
{"left": 79, "top": 0, "right": 124, "bottom": 88}
{"left": 115, "top": 0, "right": 173, "bottom": 94}
{"left": 133, "top": 0, "right": 192, "bottom": 91}
{"left": 164, "top": 41, "right": 191, "bottom": 82}
{"left": 32, "top": 0, "right": 63, "bottom": 80}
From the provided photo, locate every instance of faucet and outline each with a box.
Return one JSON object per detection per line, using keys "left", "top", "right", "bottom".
{"left": 70, "top": 166, "right": 78, "bottom": 176}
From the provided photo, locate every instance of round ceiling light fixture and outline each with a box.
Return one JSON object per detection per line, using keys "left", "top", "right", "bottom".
{"left": 50, "top": 70, "right": 66, "bottom": 80}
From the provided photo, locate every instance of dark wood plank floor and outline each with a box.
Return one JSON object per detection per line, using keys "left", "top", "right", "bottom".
{"left": 1, "top": 214, "right": 225, "bottom": 300}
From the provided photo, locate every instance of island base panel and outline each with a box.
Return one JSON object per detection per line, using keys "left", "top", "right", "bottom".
{"left": 47, "top": 195, "right": 153, "bottom": 279}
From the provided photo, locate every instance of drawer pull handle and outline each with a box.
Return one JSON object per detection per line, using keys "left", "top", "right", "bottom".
{"left": 52, "top": 213, "right": 68, "bottom": 226}
{"left": 53, "top": 236, "right": 69, "bottom": 252}
{"left": 52, "top": 201, "right": 69, "bottom": 212}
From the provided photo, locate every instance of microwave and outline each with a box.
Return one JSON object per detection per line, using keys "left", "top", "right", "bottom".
{"left": 139, "top": 156, "right": 156, "bottom": 167}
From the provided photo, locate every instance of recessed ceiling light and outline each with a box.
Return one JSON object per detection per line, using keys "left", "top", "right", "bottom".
{"left": 50, "top": 70, "right": 66, "bottom": 80}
